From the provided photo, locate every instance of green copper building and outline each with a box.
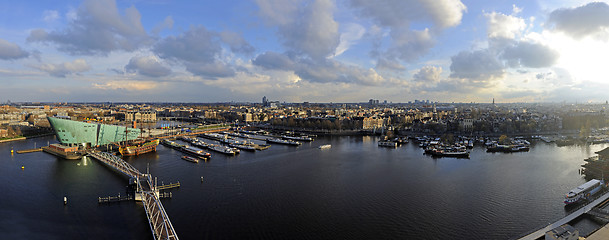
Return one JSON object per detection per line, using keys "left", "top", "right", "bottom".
{"left": 48, "top": 117, "right": 142, "bottom": 147}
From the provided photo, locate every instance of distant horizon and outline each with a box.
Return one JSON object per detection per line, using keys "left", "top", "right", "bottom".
{"left": 3, "top": 100, "right": 609, "bottom": 105}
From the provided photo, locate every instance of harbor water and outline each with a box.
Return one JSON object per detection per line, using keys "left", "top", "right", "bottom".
{"left": 1, "top": 135, "right": 607, "bottom": 239}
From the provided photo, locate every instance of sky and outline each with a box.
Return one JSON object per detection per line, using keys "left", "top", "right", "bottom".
{"left": 1, "top": 0, "right": 609, "bottom": 103}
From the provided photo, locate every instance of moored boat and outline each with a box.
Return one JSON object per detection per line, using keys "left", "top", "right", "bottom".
{"left": 119, "top": 139, "right": 160, "bottom": 156}
{"left": 266, "top": 138, "right": 301, "bottom": 146}
{"left": 282, "top": 135, "right": 314, "bottom": 141}
{"left": 564, "top": 179, "right": 605, "bottom": 205}
{"left": 378, "top": 141, "right": 397, "bottom": 147}
{"left": 42, "top": 144, "right": 83, "bottom": 160}
{"left": 319, "top": 144, "right": 331, "bottom": 149}
{"left": 181, "top": 145, "right": 211, "bottom": 159}
{"left": 181, "top": 155, "right": 200, "bottom": 163}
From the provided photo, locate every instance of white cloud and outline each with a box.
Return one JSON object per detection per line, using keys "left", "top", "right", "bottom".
{"left": 43, "top": 10, "right": 60, "bottom": 22}
{"left": 93, "top": 80, "right": 160, "bottom": 91}
{"left": 512, "top": 4, "right": 523, "bottom": 15}
{"left": 333, "top": 23, "right": 366, "bottom": 57}
{"left": 485, "top": 11, "right": 526, "bottom": 39}
{"left": 413, "top": 66, "right": 442, "bottom": 83}
{"left": 35, "top": 59, "right": 90, "bottom": 77}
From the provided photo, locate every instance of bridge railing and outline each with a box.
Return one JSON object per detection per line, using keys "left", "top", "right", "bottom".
{"left": 140, "top": 191, "right": 179, "bottom": 240}
{"left": 89, "top": 151, "right": 143, "bottom": 178}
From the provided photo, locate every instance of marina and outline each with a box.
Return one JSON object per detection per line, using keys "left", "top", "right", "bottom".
{"left": 3, "top": 135, "right": 609, "bottom": 239}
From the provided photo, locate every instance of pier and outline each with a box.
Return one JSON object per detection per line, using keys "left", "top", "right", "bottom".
{"left": 16, "top": 148, "right": 43, "bottom": 154}
{"left": 88, "top": 151, "right": 179, "bottom": 240}
{"left": 98, "top": 194, "right": 134, "bottom": 203}
{"left": 518, "top": 191, "right": 609, "bottom": 240}
{"left": 157, "top": 182, "right": 180, "bottom": 191}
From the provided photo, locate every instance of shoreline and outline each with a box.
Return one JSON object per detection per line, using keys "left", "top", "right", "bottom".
{"left": 0, "top": 132, "right": 55, "bottom": 143}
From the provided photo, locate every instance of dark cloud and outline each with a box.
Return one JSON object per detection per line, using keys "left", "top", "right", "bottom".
{"left": 535, "top": 72, "right": 552, "bottom": 80}
{"left": 256, "top": 0, "right": 339, "bottom": 60}
{"left": 349, "top": 0, "right": 466, "bottom": 64}
{"left": 125, "top": 56, "right": 171, "bottom": 77}
{"left": 153, "top": 26, "right": 254, "bottom": 78}
{"left": 0, "top": 39, "right": 29, "bottom": 60}
{"left": 450, "top": 49, "right": 504, "bottom": 80}
{"left": 108, "top": 68, "right": 124, "bottom": 74}
{"left": 34, "top": 59, "right": 90, "bottom": 77}
{"left": 349, "top": 0, "right": 466, "bottom": 29}
{"left": 376, "top": 57, "right": 406, "bottom": 71}
{"left": 152, "top": 16, "right": 174, "bottom": 35}
{"left": 295, "top": 59, "right": 383, "bottom": 85}
{"left": 153, "top": 26, "right": 221, "bottom": 63}
{"left": 501, "top": 41, "right": 559, "bottom": 68}
{"left": 386, "top": 28, "right": 435, "bottom": 63}
{"left": 219, "top": 31, "right": 255, "bottom": 55}
{"left": 252, "top": 51, "right": 295, "bottom": 70}
{"left": 547, "top": 2, "right": 609, "bottom": 39}
{"left": 185, "top": 62, "right": 235, "bottom": 79}
{"left": 27, "top": 0, "right": 150, "bottom": 55}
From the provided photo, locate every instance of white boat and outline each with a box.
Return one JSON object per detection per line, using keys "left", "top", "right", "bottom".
{"left": 318, "top": 144, "right": 331, "bottom": 149}
{"left": 207, "top": 144, "right": 237, "bottom": 155}
{"left": 564, "top": 179, "right": 605, "bottom": 205}
{"left": 283, "top": 135, "right": 314, "bottom": 141}
{"left": 181, "top": 146, "right": 211, "bottom": 158}
{"left": 266, "top": 138, "right": 301, "bottom": 146}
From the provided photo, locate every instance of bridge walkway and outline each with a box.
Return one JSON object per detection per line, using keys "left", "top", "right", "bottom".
{"left": 88, "top": 151, "right": 179, "bottom": 240}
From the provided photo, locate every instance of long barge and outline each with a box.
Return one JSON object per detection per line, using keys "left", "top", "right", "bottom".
{"left": 266, "top": 137, "right": 301, "bottom": 146}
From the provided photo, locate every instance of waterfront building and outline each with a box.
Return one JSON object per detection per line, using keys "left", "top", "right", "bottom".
{"left": 582, "top": 147, "right": 609, "bottom": 180}
{"left": 125, "top": 110, "right": 157, "bottom": 122}
{"left": 545, "top": 224, "right": 579, "bottom": 240}
{"left": 47, "top": 117, "right": 141, "bottom": 147}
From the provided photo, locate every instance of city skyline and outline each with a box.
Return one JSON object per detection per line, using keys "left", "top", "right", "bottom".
{"left": 1, "top": 0, "right": 608, "bottom": 103}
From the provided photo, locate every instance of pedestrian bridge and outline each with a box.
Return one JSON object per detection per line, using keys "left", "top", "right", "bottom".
{"left": 88, "top": 151, "right": 179, "bottom": 240}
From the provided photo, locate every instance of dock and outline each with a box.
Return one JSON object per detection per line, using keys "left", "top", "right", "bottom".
{"left": 157, "top": 182, "right": 180, "bottom": 191}
{"left": 16, "top": 148, "right": 43, "bottom": 154}
{"left": 88, "top": 151, "right": 179, "bottom": 240}
{"left": 518, "top": 191, "right": 609, "bottom": 240}
{"left": 99, "top": 194, "right": 134, "bottom": 203}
